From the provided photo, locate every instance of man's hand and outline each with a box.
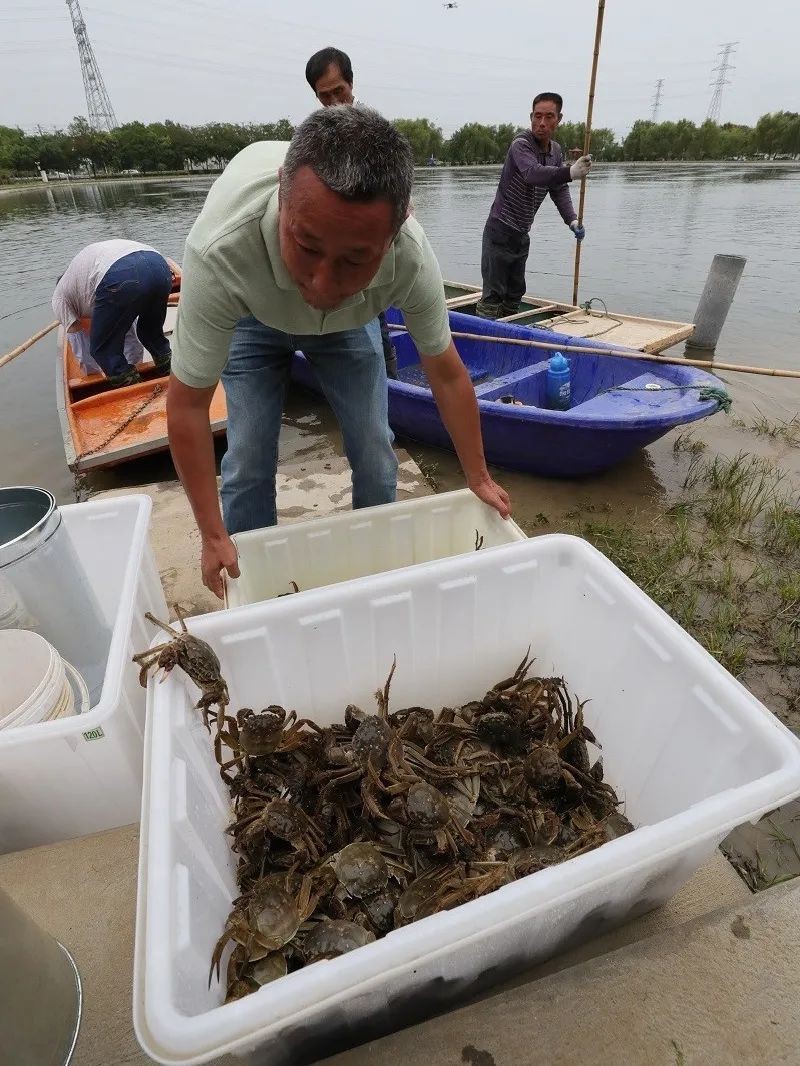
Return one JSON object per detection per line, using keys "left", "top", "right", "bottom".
{"left": 569, "top": 155, "right": 591, "bottom": 180}
{"left": 201, "top": 531, "right": 240, "bottom": 599}
{"left": 167, "top": 375, "right": 236, "bottom": 599}
{"left": 570, "top": 220, "right": 586, "bottom": 242}
{"left": 469, "top": 473, "right": 512, "bottom": 519}
{"left": 420, "top": 342, "right": 512, "bottom": 520}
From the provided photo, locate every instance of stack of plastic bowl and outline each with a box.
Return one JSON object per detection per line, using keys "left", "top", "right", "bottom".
{"left": 0, "top": 629, "right": 89, "bottom": 732}
{"left": 0, "top": 574, "right": 27, "bottom": 630}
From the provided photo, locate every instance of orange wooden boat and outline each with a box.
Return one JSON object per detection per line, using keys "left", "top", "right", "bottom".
{"left": 56, "top": 297, "right": 227, "bottom": 471}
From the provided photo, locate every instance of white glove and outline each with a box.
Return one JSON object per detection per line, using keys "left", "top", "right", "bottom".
{"left": 569, "top": 155, "right": 592, "bottom": 180}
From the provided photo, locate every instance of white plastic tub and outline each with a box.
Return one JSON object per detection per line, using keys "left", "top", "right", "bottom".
{"left": 224, "top": 487, "right": 526, "bottom": 607}
{"left": 135, "top": 535, "right": 800, "bottom": 1064}
{"left": 0, "top": 495, "right": 167, "bottom": 853}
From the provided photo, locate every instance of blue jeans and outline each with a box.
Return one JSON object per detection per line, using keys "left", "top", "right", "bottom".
{"left": 91, "top": 250, "right": 172, "bottom": 378}
{"left": 220, "top": 316, "right": 398, "bottom": 534}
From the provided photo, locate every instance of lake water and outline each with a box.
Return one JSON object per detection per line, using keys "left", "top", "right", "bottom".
{"left": 1, "top": 162, "right": 799, "bottom": 508}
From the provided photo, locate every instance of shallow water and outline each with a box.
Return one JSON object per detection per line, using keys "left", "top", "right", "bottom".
{"left": 1, "top": 162, "right": 798, "bottom": 509}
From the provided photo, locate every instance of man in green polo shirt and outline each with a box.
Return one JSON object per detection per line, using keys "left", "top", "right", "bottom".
{"left": 168, "top": 106, "right": 510, "bottom": 597}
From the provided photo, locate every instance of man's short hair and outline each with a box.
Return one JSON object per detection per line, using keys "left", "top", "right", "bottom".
{"left": 282, "top": 106, "right": 413, "bottom": 233}
{"left": 532, "top": 92, "right": 563, "bottom": 113}
{"left": 305, "top": 47, "right": 353, "bottom": 91}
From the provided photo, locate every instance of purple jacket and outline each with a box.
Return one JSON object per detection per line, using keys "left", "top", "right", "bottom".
{"left": 488, "top": 132, "right": 576, "bottom": 234}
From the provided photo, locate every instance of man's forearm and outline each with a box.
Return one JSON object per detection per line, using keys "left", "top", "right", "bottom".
{"left": 550, "top": 183, "right": 577, "bottom": 225}
{"left": 166, "top": 379, "right": 226, "bottom": 541}
{"left": 427, "top": 368, "right": 489, "bottom": 486}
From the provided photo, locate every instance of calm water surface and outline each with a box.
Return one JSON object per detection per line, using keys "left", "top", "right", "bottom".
{"left": 1, "top": 163, "right": 798, "bottom": 506}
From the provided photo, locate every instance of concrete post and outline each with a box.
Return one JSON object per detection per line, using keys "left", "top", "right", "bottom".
{"left": 687, "top": 254, "right": 746, "bottom": 350}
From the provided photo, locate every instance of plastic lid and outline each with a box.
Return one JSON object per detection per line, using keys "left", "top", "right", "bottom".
{"left": 549, "top": 353, "right": 569, "bottom": 372}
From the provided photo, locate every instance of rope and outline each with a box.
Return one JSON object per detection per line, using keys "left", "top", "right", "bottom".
{"left": 75, "top": 382, "right": 166, "bottom": 463}
{"left": 72, "top": 381, "right": 167, "bottom": 502}
{"left": 0, "top": 300, "right": 51, "bottom": 322}
{"left": 601, "top": 383, "right": 732, "bottom": 412}
{"left": 541, "top": 296, "right": 625, "bottom": 338}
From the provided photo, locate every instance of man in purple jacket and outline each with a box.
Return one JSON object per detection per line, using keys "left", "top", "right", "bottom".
{"left": 477, "top": 92, "right": 592, "bottom": 320}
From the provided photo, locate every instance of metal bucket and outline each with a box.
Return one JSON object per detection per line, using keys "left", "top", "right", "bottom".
{"left": 0, "top": 887, "right": 81, "bottom": 1064}
{"left": 0, "top": 487, "right": 109, "bottom": 705}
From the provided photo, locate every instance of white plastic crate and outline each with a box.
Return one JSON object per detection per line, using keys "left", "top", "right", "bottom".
{"left": 0, "top": 495, "right": 167, "bottom": 853}
{"left": 224, "top": 487, "right": 526, "bottom": 607}
{"left": 134, "top": 536, "right": 800, "bottom": 1065}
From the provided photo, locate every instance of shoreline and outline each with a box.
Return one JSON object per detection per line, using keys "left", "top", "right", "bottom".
{"left": 2, "top": 158, "right": 798, "bottom": 196}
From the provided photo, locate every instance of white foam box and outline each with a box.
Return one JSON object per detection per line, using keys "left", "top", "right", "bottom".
{"left": 0, "top": 495, "right": 167, "bottom": 853}
{"left": 135, "top": 535, "right": 800, "bottom": 1065}
{"left": 224, "top": 487, "right": 526, "bottom": 607}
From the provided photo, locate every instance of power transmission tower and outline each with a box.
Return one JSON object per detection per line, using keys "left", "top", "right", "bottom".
{"left": 66, "top": 0, "right": 117, "bottom": 132}
{"left": 650, "top": 79, "right": 664, "bottom": 123}
{"left": 707, "top": 42, "right": 737, "bottom": 123}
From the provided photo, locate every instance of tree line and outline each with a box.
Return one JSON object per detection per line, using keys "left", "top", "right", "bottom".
{"left": 1, "top": 111, "right": 798, "bottom": 180}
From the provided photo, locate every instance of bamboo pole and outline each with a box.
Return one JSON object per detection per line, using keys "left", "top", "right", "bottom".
{"left": 390, "top": 325, "right": 800, "bottom": 379}
{"left": 572, "top": 0, "right": 606, "bottom": 307}
{"left": 0, "top": 320, "right": 59, "bottom": 370}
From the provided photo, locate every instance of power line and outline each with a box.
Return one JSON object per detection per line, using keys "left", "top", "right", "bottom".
{"left": 707, "top": 41, "right": 737, "bottom": 123}
{"left": 650, "top": 79, "right": 664, "bottom": 123}
{"left": 65, "top": 0, "right": 117, "bottom": 131}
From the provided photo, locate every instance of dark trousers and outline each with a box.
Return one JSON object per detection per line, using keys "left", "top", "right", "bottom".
{"left": 479, "top": 217, "right": 530, "bottom": 315}
{"left": 90, "top": 250, "right": 173, "bottom": 378}
{"left": 378, "top": 311, "right": 398, "bottom": 379}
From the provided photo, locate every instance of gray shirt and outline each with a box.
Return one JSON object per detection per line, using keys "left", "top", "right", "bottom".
{"left": 488, "top": 133, "right": 576, "bottom": 234}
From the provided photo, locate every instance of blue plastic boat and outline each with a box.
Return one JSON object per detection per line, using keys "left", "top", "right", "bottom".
{"left": 291, "top": 309, "right": 726, "bottom": 477}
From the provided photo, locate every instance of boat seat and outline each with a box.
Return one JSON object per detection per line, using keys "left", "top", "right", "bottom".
{"left": 474, "top": 363, "right": 550, "bottom": 399}
{"left": 570, "top": 373, "right": 701, "bottom": 418}
{"left": 68, "top": 360, "right": 160, "bottom": 393}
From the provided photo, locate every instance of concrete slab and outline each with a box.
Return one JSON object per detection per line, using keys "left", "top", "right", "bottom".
{"left": 327, "top": 882, "right": 800, "bottom": 1066}
{"left": 93, "top": 449, "right": 431, "bottom": 618}
{"left": 0, "top": 826, "right": 750, "bottom": 1066}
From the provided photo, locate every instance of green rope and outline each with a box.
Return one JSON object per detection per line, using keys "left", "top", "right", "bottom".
{"left": 603, "top": 383, "right": 732, "bottom": 412}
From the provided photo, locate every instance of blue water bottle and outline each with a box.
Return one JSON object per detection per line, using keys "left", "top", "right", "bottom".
{"left": 546, "top": 352, "right": 571, "bottom": 410}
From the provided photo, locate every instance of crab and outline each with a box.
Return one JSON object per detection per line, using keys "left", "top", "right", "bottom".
{"left": 385, "top": 779, "right": 475, "bottom": 868}
{"left": 214, "top": 705, "right": 322, "bottom": 782}
{"left": 230, "top": 796, "right": 326, "bottom": 864}
{"left": 209, "top": 874, "right": 317, "bottom": 989}
{"left": 132, "top": 608, "right": 229, "bottom": 730}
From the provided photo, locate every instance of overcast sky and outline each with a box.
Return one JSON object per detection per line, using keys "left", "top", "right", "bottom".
{"left": 1, "top": 0, "right": 797, "bottom": 137}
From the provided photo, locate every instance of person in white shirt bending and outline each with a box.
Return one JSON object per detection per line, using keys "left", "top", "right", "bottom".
{"left": 53, "top": 240, "right": 180, "bottom": 387}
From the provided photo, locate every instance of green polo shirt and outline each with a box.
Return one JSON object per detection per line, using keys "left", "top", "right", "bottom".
{"left": 171, "top": 141, "right": 452, "bottom": 389}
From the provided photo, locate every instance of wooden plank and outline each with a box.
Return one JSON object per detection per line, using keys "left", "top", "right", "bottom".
{"left": 445, "top": 293, "right": 482, "bottom": 309}
{"left": 439, "top": 279, "right": 693, "bottom": 353}
{"left": 501, "top": 304, "right": 560, "bottom": 322}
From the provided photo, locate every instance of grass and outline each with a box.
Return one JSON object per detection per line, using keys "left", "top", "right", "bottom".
{"left": 673, "top": 431, "right": 707, "bottom": 455}
{"left": 733, "top": 412, "right": 800, "bottom": 448}
{"left": 522, "top": 447, "right": 800, "bottom": 721}
{"left": 416, "top": 457, "right": 440, "bottom": 492}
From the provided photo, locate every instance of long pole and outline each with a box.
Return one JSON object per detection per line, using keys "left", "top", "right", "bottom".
{"left": 391, "top": 325, "right": 800, "bottom": 379}
{"left": 572, "top": 0, "right": 606, "bottom": 307}
{"left": 0, "top": 320, "right": 59, "bottom": 370}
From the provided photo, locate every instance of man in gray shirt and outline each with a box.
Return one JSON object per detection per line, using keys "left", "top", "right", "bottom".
{"left": 477, "top": 93, "right": 592, "bottom": 320}
{"left": 169, "top": 107, "right": 510, "bottom": 597}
